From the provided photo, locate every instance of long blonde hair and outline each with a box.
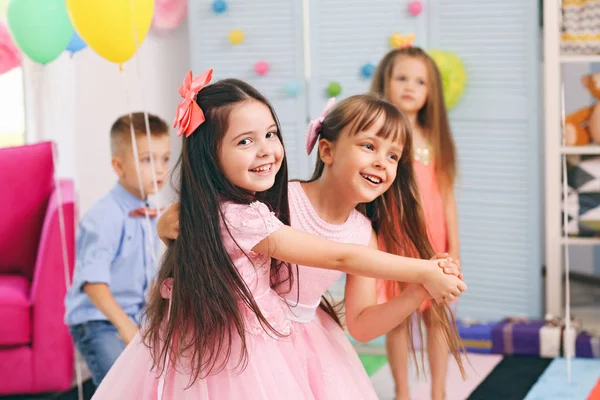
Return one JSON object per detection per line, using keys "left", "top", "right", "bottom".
{"left": 307, "top": 94, "right": 466, "bottom": 378}
{"left": 371, "top": 47, "right": 457, "bottom": 192}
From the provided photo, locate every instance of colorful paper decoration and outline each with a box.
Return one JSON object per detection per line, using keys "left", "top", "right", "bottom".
{"left": 361, "top": 63, "right": 376, "bottom": 78}
{"left": 285, "top": 80, "right": 302, "bottom": 97}
{"left": 229, "top": 29, "right": 244, "bottom": 45}
{"left": 408, "top": 1, "right": 423, "bottom": 16}
{"left": 254, "top": 61, "right": 269, "bottom": 76}
{"left": 427, "top": 50, "right": 467, "bottom": 109}
{"left": 389, "top": 33, "right": 415, "bottom": 49}
{"left": 212, "top": 0, "right": 228, "bottom": 14}
{"left": 152, "top": 0, "right": 187, "bottom": 32}
{"left": 326, "top": 82, "right": 342, "bottom": 97}
{"left": 0, "top": 21, "right": 21, "bottom": 74}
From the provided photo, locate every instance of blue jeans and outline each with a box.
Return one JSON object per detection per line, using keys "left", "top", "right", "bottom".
{"left": 69, "top": 317, "right": 136, "bottom": 387}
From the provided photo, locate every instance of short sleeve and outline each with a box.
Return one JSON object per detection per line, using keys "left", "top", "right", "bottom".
{"left": 221, "top": 201, "right": 284, "bottom": 253}
{"left": 72, "top": 208, "right": 122, "bottom": 291}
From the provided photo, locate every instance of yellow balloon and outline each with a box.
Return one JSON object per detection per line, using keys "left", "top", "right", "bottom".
{"left": 66, "top": 0, "right": 154, "bottom": 64}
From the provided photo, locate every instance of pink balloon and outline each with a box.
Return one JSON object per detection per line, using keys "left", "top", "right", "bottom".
{"left": 254, "top": 61, "right": 270, "bottom": 76}
{"left": 0, "top": 21, "right": 21, "bottom": 76}
{"left": 153, "top": 0, "right": 188, "bottom": 32}
{"left": 408, "top": 0, "right": 423, "bottom": 16}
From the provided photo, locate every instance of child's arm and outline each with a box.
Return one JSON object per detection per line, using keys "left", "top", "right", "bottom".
{"left": 83, "top": 283, "right": 139, "bottom": 344}
{"left": 346, "top": 278, "right": 427, "bottom": 343}
{"left": 157, "top": 202, "right": 179, "bottom": 246}
{"left": 444, "top": 188, "right": 460, "bottom": 262}
{"left": 253, "top": 225, "right": 466, "bottom": 301}
{"left": 73, "top": 213, "right": 139, "bottom": 344}
{"left": 344, "top": 231, "right": 443, "bottom": 342}
{"left": 160, "top": 201, "right": 464, "bottom": 299}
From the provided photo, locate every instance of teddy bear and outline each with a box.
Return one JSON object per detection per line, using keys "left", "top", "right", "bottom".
{"left": 565, "top": 72, "right": 600, "bottom": 146}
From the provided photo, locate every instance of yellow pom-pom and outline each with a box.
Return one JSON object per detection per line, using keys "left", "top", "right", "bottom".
{"left": 229, "top": 29, "right": 244, "bottom": 45}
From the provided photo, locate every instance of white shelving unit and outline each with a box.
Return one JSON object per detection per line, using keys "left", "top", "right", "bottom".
{"left": 544, "top": 1, "right": 600, "bottom": 317}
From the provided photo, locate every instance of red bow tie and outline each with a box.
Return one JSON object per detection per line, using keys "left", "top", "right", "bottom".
{"left": 129, "top": 207, "right": 164, "bottom": 218}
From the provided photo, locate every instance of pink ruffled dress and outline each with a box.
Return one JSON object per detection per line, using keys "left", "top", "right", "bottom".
{"left": 92, "top": 201, "right": 315, "bottom": 400}
{"left": 284, "top": 182, "right": 378, "bottom": 399}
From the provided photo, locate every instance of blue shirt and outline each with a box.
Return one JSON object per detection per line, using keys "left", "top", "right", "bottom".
{"left": 64, "top": 183, "right": 159, "bottom": 326}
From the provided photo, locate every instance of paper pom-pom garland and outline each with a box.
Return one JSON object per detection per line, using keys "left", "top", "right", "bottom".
{"left": 361, "top": 63, "right": 376, "bottom": 78}
{"left": 212, "top": 0, "right": 228, "bottom": 14}
{"left": 285, "top": 80, "right": 302, "bottom": 97}
{"left": 408, "top": 1, "right": 423, "bottom": 16}
{"left": 327, "top": 82, "right": 342, "bottom": 97}
{"left": 153, "top": 0, "right": 187, "bottom": 32}
{"left": 229, "top": 29, "right": 244, "bottom": 45}
{"left": 427, "top": 50, "right": 467, "bottom": 109}
{"left": 254, "top": 61, "right": 269, "bottom": 76}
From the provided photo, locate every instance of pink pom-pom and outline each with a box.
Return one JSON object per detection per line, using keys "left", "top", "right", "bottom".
{"left": 254, "top": 61, "right": 270, "bottom": 76}
{"left": 408, "top": 0, "right": 423, "bottom": 16}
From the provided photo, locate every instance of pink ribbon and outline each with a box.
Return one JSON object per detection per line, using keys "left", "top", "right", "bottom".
{"left": 173, "top": 69, "right": 214, "bottom": 137}
{"left": 306, "top": 97, "right": 336, "bottom": 154}
{"left": 160, "top": 278, "right": 173, "bottom": 299}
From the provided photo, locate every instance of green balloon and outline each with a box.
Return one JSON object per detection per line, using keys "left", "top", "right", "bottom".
{"left": 427, "top": 50, "right": 467, "bottom": 110}
{"left": 327, "top": 82, "right": 342, "bottom": 98}
{"left": 7, "top": 0, "right": 73, "bottom": 65}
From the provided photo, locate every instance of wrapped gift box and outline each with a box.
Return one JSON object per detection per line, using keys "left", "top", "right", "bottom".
{"left": 491, "top": 318, "right": 545, "bottom": 356}
{"left": 539, "top": 318, "right": 564, "bottom": 358}
{"left": 576, "top": 331, "right": 600, "bottom": 358}
{"left": 457, "top": 320, "right": 495, "bottom": 354}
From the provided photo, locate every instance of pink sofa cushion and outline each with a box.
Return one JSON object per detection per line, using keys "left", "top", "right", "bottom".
{"left": 0, "top": 142, "right": 54, "bottom": 279}
{"left": 0, "top": 275, "right": 31, "bottom": 346}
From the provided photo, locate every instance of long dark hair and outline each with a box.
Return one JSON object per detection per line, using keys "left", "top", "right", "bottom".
{"left": 308, "top": 94, "right": 465, "bottom": 377}
{"left": 142, "top": 79, "right": 293, "bottom": 385}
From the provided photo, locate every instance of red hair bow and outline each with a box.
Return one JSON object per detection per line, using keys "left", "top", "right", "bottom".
{"left": 173, "top": 69, "right": 213, "bottom": 137}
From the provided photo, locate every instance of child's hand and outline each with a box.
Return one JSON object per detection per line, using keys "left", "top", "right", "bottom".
{"left": 118, "top": 320, "right": 139, "bottom": 345}
{"left": 421, "top": 259, "right": 466, "bottom": 302}
{"left": 431, "top": 252, "right": 460, "bottom": 276}
{"left": 157, "top": 202, "right": 180, "bottom": 245}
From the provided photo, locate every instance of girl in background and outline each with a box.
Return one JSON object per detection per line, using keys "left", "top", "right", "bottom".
{"left": 372, "top": 46, "right": 461, "bottom": 400}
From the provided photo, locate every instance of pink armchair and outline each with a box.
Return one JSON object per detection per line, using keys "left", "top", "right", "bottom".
{"left": 0, "top": 141, "right": 76, "bottom": 395}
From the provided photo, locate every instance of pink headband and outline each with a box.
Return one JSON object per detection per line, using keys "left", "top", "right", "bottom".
{"left": 305, "top": 97, "right": 336, "bottom": 155}
{"left": 173, "top": 69, "right": 214, "bottom": 137}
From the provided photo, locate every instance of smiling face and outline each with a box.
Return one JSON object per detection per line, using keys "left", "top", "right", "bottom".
{"left": 319, "top": 113, "right": 404, "bottom": 204}
{"left": 217, "top": 99, "right": 284, "bottom": 193}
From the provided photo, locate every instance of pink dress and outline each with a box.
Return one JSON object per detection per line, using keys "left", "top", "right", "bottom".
{"left": 92, "top": 201, "right": 315, "bottom": 400}
{"left": 284, "top": 182, "right": 378, "bottom": 400}
{"left": 376, "top": 159, "right": 448, "bottom": 309}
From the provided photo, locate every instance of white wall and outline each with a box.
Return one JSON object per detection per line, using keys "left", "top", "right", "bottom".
{"left": 24, "top": 21, "right": 190, "bottom": 216}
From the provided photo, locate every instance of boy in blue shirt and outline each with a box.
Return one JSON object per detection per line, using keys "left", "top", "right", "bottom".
{"left": 65, "top": 112, "right": 171, "bottom": 386}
